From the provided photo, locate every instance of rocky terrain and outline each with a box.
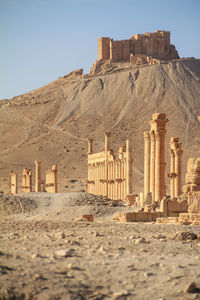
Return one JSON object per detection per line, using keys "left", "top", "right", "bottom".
{"left": 1, "top": 192, "right": 200, "bottom": 300}
{"left": 0, "top": 58, "right": 200, "bottom": 194}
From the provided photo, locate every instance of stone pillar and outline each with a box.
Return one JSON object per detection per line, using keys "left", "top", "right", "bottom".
{"left": 150, "top": 131, "right": 155, "bottom": 202}
{"left": 52, "top": 165, "right": 57, "bottom": 193}
{"left": 126, "top": 140, "right": 132, "bottom": 196}
{"left": 104, "top": 132, "right": 110, "bottom": 197}
{"left": 144, "top": 132, "right": 150, "bottom": 198}
{"left": 10, "top": 171, "right": 18, "bottom": 194}
{"left": 88, "top": 138, "right": 93, "bottom": 154}
{"left": 150, "top": 113, "right": 168, "bottom": 202}
{"left": 169, "top": 137, "right": 183, "bottom": 198}
{"left": 35, "top": 160, "right": 42, "bottom": 192}
{"left": 155, "top": 132, "right": 161, "bottom": 202}
{"left": 169, "top": 149, "right": 175, "bottom": 198}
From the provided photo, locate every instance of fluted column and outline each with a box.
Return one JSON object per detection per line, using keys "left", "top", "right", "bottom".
{"left": 150, "top": 132, "right": 155, "bottom": 202}
{"left": 174, "top": 148, "right": 183, "bottom": 197}
{"left": 159, "top": 130, "right": 166, "bottom": 201}
{"left": 104, "top": 132, "right": 110, "bottom": 197}
{"left": 10, "top": 172, "right": 18, "bottom": 194}
{"left": 52, "top": 165, "right": 57, "bottom": 193}
{"left": 35, "top": 160, "right": 42, "bottom": 192}
{"left": 169, "top": 149, "right": 175, "bottom": 198}
{"left": 144, "top": 132, "right": 150, "bottom": 198}
{"left": 126, "top": 139, "right": 132, "bottom": 196}
{"left": 155, "top": 132, "right": 161, "bottom": 202}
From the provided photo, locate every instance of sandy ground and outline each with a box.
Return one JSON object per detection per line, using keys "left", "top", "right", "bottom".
{"left": 1, "top": 192, "right": 200, "bottom": 300}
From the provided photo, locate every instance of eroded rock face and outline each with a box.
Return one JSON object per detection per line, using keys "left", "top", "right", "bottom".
{"left": 183, "top": 158, "right": 200, "bottom": 193}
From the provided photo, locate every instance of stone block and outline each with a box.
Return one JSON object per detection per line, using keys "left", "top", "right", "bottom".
{"left": 76, "top": 214, "right": 94, "bottom": 222}
{"left": 113, "top": 212, "right": 162, "bottom": 222}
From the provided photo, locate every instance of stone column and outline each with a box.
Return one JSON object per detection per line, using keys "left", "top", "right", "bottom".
{"left": 169, "top": 149, "right": 175, "bottom": 198}
{"left": 52, "top": 165, "right": 57, "bottom": 193}
{"left": 169, "top": 137, "right": 183, "bottom": 198}
{"left": 144, "top": 132, "right": 150, "bottom": 198}
{"left": 35, "top": 160, "right": 42, "bottom": 192}
{"left": 174, "top": 148, "right": 183, "bottom": 198}
{"left": 126, "top": 140, "right": 132, "bottom": 196}
{"left": 150, "top": 132, "right": 155, "bottom": 202}
{"left": 10, "top": 171, "right": 18, "bottom": 194}
{"left": 159, "top": 130, "right": 167, "bottom": 201}
{"left": 88, "top": 138, "right": 93, "bottom": 154}
{"left": 150, "top": 113, "right": 168, "bottom": 202}
{"left": 104, "top": 132, "right": 110, "bottom": 197}
{"left": 155, "top": 132, "right": 161, "bottom": 202}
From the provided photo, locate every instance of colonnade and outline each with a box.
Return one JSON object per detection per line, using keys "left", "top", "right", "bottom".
{"left": 168, "top": 137, "right": 183, "bottom": 198}
{"left": 87, "top": 133, "right": 132, "bottom": 200}
{"left": 144, "top": 113, "right": 168, "bottom": 202}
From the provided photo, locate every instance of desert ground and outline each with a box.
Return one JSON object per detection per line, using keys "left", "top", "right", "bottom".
{"left": 1, "top": 192, "right": 200, "bottom": 300}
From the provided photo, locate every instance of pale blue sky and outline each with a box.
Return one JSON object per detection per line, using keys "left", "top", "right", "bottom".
{"left": 1, "top": 0, "right": 200, "bottom": 99}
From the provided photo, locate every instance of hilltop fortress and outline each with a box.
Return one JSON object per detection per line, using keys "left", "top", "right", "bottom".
{"left": 98, "top": 30, "right": 179, "bottom": 62}
{"left": 91, "top": 30, "right": 179, "bottom": 74}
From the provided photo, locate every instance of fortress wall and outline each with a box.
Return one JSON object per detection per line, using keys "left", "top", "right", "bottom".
{"left": 98, "top": 30, "right": 173, "bottom": 62}
{"left": 98, "top": 37, "right": 110, "bottom": 60}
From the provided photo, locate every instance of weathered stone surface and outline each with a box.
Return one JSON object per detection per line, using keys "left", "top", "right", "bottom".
{"left": 188, "top": 191, "right": 200, "bottom": 213}
{"left": 76, "top": 214, "right": 94, "bottom": 222}
{"left": 174, "top": 232, "right": 198, "bottom": 241}
{"left": 113, "top": 212, "right": 162, "bottom": 222}
{"left": 54, "top": 248, "right": 74, "bottom": 257}
{"left": 183, "top": 158, "right": 200, "bottom": 193}
{"left": 184, "top": 282, "right": 200, "bottom": 293}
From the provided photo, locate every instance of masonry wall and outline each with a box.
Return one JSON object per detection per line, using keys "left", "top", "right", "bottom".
{"left": 98, "top": 30, "right": 176, "bottom": 62}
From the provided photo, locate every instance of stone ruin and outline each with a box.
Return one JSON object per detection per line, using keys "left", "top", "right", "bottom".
{"left": 9, "top": 161, "right": 58, "bottom": 194}
{"left": 168, "top": 137, "right": 183, "bottom": 199}
{"left": 143, "top": 113, "right": 168, "bottom": 203}
{"left": 98, "top": 30, "right": 179, "bottom": 63}
{"left": 9, "top": 171, "right": 18, "bottom": 194}
{"left": 86, "top": 132, "right": 132, "bottom": 200}
{"left": 45, "top": 165, "right": 58, "bottom": 193}
{"left": 22, "top": 168, "right": 32, "bottom": 193}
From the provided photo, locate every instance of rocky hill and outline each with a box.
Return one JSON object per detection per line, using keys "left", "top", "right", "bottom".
{"left": 1, "top": 58, "right": 200, "bottom": 194}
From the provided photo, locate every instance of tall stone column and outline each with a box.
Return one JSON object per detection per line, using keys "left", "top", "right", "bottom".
{"left": 125, "top": 140, "right": 132, "bottom": 196}
{"left": 35, "top": 160, "right": 42, "bottom": 192}
{"left": 88, "top": 138, "right": 93, "bottom": 154}
{"left": 10, "top": 171, "right": 18, "bottom": 194}
{"left": 169, "top": 137, "right": 183, "bottom": 198}
{"left": 155, "top": 132, "right": 161, "bottom": 202}
{"left": 159, "top": 129, "right": 167, "bottom": 201}
{"left": 169, "top": 149, "right": 175, "bottom": 198}
{"left": 104, "top": 132, "right": 110, "bottom": 197}
{"left": 52, "top": 165, "right": 57, "bottom": 193}
{"left": 150, "top": 113, "right": 168, "bottom": 202}
{"left": 174, "top": 147, "right": 183, "bottom": 198}
{"left": 144, "top": 132, "right": 150, "bottom": 198}
{"left": 150, "top": 132, "right": 155, "bottom": 202}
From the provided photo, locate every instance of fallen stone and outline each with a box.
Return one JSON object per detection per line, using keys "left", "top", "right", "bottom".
{"left": 135, "top": 237, "right": 149, "bottom": 244}
{"left": 54, "top": 248, "right": 74, "bottom": 258}
{"left": 175, "top": 232, "right": 198, "bottom": 241}
{"left": 55, "top": 232, "right": 65, "bottom": 239}
{"left": 76, "top": 214, "right": 93, "bottom": 222}
{"left": 184, "top": 282, "right": 200, "bottom": 293}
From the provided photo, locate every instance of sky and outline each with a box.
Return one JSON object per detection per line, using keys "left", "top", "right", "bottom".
{"left": 1, "top": 0, "right": 200, "bottom": 100}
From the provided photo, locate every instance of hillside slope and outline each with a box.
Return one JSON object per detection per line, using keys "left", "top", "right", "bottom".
{"left": 1, "top": 58, "right": 200, "bottom": 194}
